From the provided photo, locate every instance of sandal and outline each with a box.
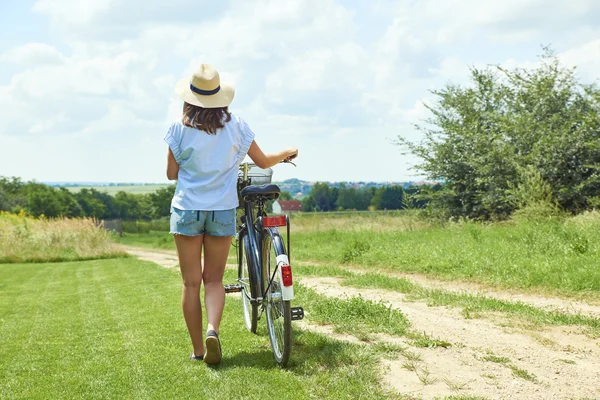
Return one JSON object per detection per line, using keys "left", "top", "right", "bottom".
{"left": 189, "top": 353, "right": 204, "bottom": 361}
{"left": 204, "top": 330, "right": 222, "bottom": 365}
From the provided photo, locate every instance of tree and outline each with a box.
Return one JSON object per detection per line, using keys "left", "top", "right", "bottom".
{"left": 301, "top": 195, "right": 317, "bottom": 212}
{"left": 114, "top": 191, "right": 144, "bottom": 220}
{"left": 371, "top": 186, "right": 404, "bottom": 210}
{"left": 148, "top": 185, "right": 176, "bottom": 219}
{"left": 398, "top": 48, "right": 600, "bottom": 220}
{"left": 0, "top": 177, "right": 26, "bottom": 212}
{"left": 309, "top": 182, "right": 337, "bottom": 211}
{"left": 336, "top": 184, "right": 355, "bottom": 210}
{"left": 75, "top": 189, "right": 107, "bottom": 219}
{"left": 56, "top": 188, "right": 84, "bottom": 217}
{"left": 25, "top": 183, "right": 64, "bottom": 217}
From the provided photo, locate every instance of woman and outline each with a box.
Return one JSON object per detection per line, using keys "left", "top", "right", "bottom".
{"left": 164, "top": 64, "right": 298, "bottom": 365}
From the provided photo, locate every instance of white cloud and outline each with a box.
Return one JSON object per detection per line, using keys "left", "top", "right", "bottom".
{"left": 1, "top": 43, "right": 66, "bottom": 66}
{"left": 1, "top": 0, "right": 600, "bottom": 183}
{"left": 559, "top": 38, "right": 600, "bottom": 83}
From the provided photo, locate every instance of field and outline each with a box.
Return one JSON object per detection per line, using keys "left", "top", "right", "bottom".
{"left": 3, "top": 212, "right": 600, "bottom": 399}
{"left": 63, "top": 184, "right": 171, "bottom": 195}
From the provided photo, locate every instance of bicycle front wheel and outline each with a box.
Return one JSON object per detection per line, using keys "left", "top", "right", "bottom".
{"left": 239, "top": 233, "right": 258, "bottom": 333}
{"left": 262, "top": 228, "right": 292, "bottom": 366}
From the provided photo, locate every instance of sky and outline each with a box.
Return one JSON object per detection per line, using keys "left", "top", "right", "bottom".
{"left": 0, "top": 0, "right": 599, "bottom": 184}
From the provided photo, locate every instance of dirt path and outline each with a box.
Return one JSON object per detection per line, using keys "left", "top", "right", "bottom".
{"left": 124, "top": 247, "right": 600, "bottom": 399}
{"left": 295, "top": 260, "right": 600, "bottom": 319}
{"left": 121, "top": 246, "right": 237, "bottom": 270}
{"left": 300, "top": 276, "right": 600, "bottom": 400}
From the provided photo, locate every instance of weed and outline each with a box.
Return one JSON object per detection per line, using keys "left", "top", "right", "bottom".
{"left": 408, "top": 331, "right": 452, "bottom": 349}
{"left": 402, "top": 360, "right": 418, "bottom": 372}
{"left": 509, "top": 365, "right": 537, "bottom": 382}
{"left": 483, "top": 355, "right": 510, "bottom": 364}
{"left": 372, "top": 342, "right": 407, "bottom": 359}
{"left": 558, "top": 359, "right": 576, "bottom": 365}
{"left": 443, "top": 377, "right": 474, "bottom": 391}
{"left": 402, "top": 350, "right": 423, "bottom": 362}
{"left": 415, "top": 366, "right": 437, "bottom": 385}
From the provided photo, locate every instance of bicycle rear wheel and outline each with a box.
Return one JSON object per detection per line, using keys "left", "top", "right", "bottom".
{"left": 262, "top": 228, "right": 292, "bottom": 366}
{"left": 239, "top": 233, "right": 258, "bottom": 333}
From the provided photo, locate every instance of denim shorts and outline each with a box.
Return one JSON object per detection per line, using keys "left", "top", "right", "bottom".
{"left": 169, "top": 208, "right": 236, "bottom": 237}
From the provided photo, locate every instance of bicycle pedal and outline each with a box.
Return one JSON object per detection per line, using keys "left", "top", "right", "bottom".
{"left": 224, "top": 284, "right": 243, "bottom": 293}
{"left": 291, "top": 306, "right": 304, "bottom": 321}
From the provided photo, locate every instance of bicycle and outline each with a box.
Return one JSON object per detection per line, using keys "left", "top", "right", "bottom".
{"left": 224, "top": 161, "right": 304, "bottom": 366}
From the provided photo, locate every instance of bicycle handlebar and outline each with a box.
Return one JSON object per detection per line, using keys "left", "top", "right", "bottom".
{"left": 239, "top": 159, "right": 296, "bottom": 171}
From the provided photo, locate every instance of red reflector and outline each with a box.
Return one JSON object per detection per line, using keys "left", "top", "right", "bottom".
{"left": 281, "top": 265, "right": 293, "bottom": 286}
{"left": 263, "top": 216, "right": 287, "bottom": 227}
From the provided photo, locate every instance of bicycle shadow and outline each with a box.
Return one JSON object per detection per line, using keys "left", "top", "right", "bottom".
{"left": 210, "top": 328, "right": 365, "bottom": 374}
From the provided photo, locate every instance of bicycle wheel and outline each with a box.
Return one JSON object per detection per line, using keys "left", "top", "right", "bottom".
{"left": 239, "top": 233, "right": 258, "bottom": 333}
{"left": 262, "top": 228, "right": 292, "bottom": 366}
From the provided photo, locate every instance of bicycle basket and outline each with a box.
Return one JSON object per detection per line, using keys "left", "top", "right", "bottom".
{"left": 243, "top": 166, "right": 273, "bottom": 185}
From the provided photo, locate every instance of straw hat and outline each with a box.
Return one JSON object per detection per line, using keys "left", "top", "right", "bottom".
{"left": 174, "top": 64, "right": 235, "bottom": 108}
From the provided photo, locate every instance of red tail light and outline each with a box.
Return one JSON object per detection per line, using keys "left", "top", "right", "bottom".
{"left": 263, "top": 216, "right": 287, "bottom": 227}
{"left": 281, "top": 264, "right": 293, "bottom": 286}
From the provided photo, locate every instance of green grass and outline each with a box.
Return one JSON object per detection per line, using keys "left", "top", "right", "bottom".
{"left": 0, "top": 258, "right": 409, "bottom": 399}
{"left": 290, "top": 216, "right": 600, "bottom": 297}
{"left": 295, "top": 285, "right": 411, "bottom": 337}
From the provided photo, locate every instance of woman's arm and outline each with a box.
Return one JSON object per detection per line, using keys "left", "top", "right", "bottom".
{"left": 166, "top": 148, "right": 180, "bottom": 180}
{"left": 247, "top": 141, "right": 298, "bottom": 169}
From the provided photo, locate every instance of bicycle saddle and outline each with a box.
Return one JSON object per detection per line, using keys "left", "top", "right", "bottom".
{"left": 240, "top": 184, "right": 281, "bottom": 200}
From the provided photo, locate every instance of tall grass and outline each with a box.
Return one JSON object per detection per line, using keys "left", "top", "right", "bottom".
{"left": 0, "top": 212, "right": 126, "bottom": 263}
{"left": 290, "top": 211, "right": 600, "bottom": 296}
{"left": 289, "top": 210, "right": 428, "bottom": 233}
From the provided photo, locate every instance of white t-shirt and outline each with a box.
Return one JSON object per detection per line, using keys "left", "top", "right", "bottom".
{"left": 163, "top": 114, "right": 255, "bottom": 210}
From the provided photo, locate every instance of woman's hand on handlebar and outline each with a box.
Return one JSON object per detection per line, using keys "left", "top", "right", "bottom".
{"left": 284, "top": 148, "right": 298, "bottom": 163}
{"left": 247, "top": 140, "right": 298, "bottom": 168}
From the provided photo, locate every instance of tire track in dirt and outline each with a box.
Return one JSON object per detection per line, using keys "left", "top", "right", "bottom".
{"left": 300, "top": 276, "right": 600, "bottom": 400}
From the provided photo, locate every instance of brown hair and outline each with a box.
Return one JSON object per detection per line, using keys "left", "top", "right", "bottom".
{"left": 182, "top": 102, "right": 232, "bottom": 134}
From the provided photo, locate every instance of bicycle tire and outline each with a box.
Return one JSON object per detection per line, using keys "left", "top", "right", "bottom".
{"left": 239, "top": 232, "right": 258, "bottom": 333}
{"left": 262, "top": 228, "right": 292, "bottom": 366}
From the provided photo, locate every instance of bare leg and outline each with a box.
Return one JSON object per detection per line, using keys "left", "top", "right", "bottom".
{"left": 202, "top": 235, "right": 232, "bottom": 334}
{"left": 174, "top": 234, "right": 204, "bottom": 356}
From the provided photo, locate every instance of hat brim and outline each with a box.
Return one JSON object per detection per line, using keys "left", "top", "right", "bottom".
{"left": 175, "top": 78, "right": 235, "bottom": 108}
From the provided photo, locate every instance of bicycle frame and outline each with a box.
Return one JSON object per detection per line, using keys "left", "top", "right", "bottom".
{"left": 239, "top": 194, "right": 264, "bottom": 305}
{"left": 236, "top": 163, "right": 288, "bottom": 307}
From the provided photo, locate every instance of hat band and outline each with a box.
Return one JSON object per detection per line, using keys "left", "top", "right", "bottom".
{"left": 190, "top": 83, "right": 221, "bottom": 96}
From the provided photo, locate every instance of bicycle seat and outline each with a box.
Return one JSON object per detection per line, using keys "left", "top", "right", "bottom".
{"left": 240, "top": 184, "right": 280, "bottom": 200}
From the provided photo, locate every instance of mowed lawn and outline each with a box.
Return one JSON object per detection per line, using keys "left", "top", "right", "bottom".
{"left": 0, "top": 258, "right": 394, "bottom": 400}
